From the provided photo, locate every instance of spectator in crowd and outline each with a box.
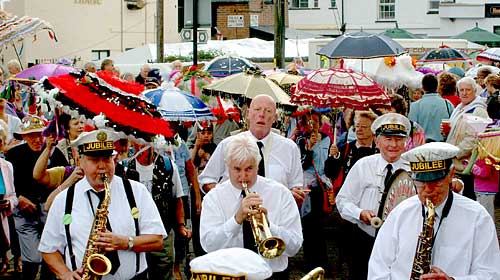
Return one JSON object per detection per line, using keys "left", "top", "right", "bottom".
{"left": 6, "top": 60, "right": 21, "bottom": 77}
{"left": 136, "top": 63, "right": 152, "bottom": 85}
{"left": 410, "top": 88, "right": 423, "bottom": 102}
{"left": 0, "top": 97, "right": 21, "bottom": 153}
{"left": 368, "top": 142, "right": 500, "bottom": 279}
{"left": 56, "top": 114, "right": 85, "bottom": 166}
{"left": 191, "top": 121, "right": 216, "bottom": 175}
{"left": 438, "top": 72, "right": 461, "bottom": 107}
{"left": 83, "top": 62, "right": 97, "bottom": 73}
{"left": 484, "top": 73, "right": 500, "bottom": 119}
{"left": 387, "top": 93, "right": 426, "bottom": 151}
{"left": 442, "top": 76, "right": 488, "bottom": 200}
{"left": 472, "top": 157, "right": 499, "bottom": 219}
{"left": 476, "top": 67, "right": 493, "bottom": 98}
{"left": 121, "top": 72, "right": 135, "bottom": 82}
{"left": 0, "top": 120, "right": 18, "bottom": 274}
{"left": 408, "top": 73, "right": 454, "bottom": 142}
{"left": 100, "top": 58, "right": 114, "bottom": 72}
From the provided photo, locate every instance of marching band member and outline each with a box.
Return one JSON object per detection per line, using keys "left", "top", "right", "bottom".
{"left": 199, "top": 134, "right": 302, "bottom": 279}
{"left": 369, "top": 142, "right": 500, "bottom": 280}
{"left": 39, "top": 129, "right": 166, "bottom": 280}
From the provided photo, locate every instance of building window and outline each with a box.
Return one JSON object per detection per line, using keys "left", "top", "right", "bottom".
{"left": 429, "top": 0, "right": 439, "bottom": 11}
{"left": 91, "top": 50, "right": 110, "bottom": 61}
{"left": 291, "top": 0, "right": 309, "bottom": 8}
{"left": 313, "top": 0, "right": 318, "bottom": 7}
{"left": 494, "top": 26, "right": 500, "bottom": 35}
{"left": 331, "top": 0, "right": 336, "bottom": 8}
{"left": 378, "top": 0, "right": 395, "bottom": 20}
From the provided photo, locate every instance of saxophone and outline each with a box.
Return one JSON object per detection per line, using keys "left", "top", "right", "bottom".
{"left": 410, "top": 198, "right": 435, "bottom": 280}
{"left": 81, "top": 174, "right": 112, "bottom": 280}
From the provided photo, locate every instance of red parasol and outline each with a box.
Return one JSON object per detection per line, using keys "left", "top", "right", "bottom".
{"left": 96, "top": 70, "right": 144, "bottom": 95}
{"left": 40, "top": 71, "right": 172, "bottom": 141}
{"left": 291, "top": 68, "right": 390, "bottom": 109}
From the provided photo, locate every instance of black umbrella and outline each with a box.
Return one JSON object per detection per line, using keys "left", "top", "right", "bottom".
{"left": 317, "top": 31, "right": 406, "bottom": 59}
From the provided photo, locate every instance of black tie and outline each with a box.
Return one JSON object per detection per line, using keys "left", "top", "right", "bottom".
{"left": 384, "top": 164, "right": 393, "bottom": 187}
{"left": 241, "top": 190, "right": 258, "bottom": 253}
{"left": 93, "top": 190, "right": 121, "bottom": 274}
{"left": 257, "top": 141, "right": 265, "bottom": 176}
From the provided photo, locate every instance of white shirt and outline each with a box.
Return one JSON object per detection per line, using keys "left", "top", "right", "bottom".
{"left": 135, "top": 159, "right": 185, "bottom": 198}
{"left": 336, "top": 154, "right": 409, "bottom": 237}
{"left": 200, "top": 176, "right": 303, "bottom": 272}
{"left": 368, "top": 193, "right": 500, "bottom": 280}
{"left": 39, "top": 176, "right": 167, "bottom": 280}
{"left": 198, "top": 131, "right": 303, "bottom": 191}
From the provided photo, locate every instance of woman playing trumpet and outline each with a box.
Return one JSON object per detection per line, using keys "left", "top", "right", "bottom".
{"left": 199, "top": 134, "right": 303, "bottom": 279}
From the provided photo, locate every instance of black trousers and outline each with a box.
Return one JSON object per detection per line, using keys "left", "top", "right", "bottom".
{"left": 350, "top": 226, "right": 375, "bottom": 280}
{"left": 456, "top": 173, "right": 476, "bottom": 201}
{"left": 302, "top": 187, "right": 328, "bottom": 272}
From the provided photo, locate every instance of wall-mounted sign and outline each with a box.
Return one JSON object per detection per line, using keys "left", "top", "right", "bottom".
{"left": 250, "top": 15, "right": 259, "bottom": 27}
{"left": 227, "top": 15, "right": 244, "bottom": 28}
{"left": 485, "top": 4, "right": 500, "bottom": 18}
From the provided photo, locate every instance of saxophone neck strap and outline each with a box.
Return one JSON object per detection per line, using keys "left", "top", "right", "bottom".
{"left": 64, "top": 184, "right": 77, "bottom": 271}
{"left": 420, "top": 190, "right": 454, "bottom": 249}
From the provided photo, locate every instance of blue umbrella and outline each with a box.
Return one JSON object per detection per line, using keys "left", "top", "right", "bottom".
{"left": 142, "top": 87, "right": 216, "bottom": 121}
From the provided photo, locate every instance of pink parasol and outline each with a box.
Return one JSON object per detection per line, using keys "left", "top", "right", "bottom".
{"left": 291, "top": 67, "right": 391, "bottom": 109}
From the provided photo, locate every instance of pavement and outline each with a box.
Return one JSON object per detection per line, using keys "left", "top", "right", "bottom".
{"left": 1, "top": 199, "right": 499, "bottom": 280}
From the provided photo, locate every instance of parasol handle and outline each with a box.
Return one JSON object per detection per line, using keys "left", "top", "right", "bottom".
{"left": 333, "top": 125, "right": 337, "bottom": 146}
{"left": 462, "top": 147, "right": 478, "bottom": 175}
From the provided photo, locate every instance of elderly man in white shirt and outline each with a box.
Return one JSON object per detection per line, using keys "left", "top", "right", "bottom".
{"left": 200, "top": 134, "right": 303, "bottom": 279}
{"left": 336, "top": 113, "right": 411, "bottom": 280}
{"left": 198, "top": 94, "right": 305, "bottom": 205}
{"left": 369, "top": 142, "right": 500, "bottom": 280}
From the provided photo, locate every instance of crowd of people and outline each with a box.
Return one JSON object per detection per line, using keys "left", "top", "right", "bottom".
{"left": 0, "top": 58, "right": 499, "bottom": 280}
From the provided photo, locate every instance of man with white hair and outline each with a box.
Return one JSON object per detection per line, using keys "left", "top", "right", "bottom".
{"left": 199, "top": 134, "right": 302, "bottom": 279}
{"left": 135, "top": 63, "right": 151, "bottom": 85}
{"left": 198, "top": 94, "right": 306, "bottom": 204}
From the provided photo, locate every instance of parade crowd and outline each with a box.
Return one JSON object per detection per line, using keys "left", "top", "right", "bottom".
{"left": 0, "top": 58, "right": 500, "bottom": 280}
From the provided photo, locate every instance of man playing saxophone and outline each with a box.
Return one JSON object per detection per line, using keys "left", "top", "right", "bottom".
{"left": 199, "top": 134, "right": 303, "bottom": 280}
{"left": 368, "top": 142, "right": 500, "bottom": 280}
{"left": 38, "top": 129, "right": 167, "bottom": 280}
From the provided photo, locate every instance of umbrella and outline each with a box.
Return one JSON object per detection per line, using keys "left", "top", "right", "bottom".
{"left": 267, "top": 72, "right": 303, "bottom": 86}
{"left": 37, "top": 71, "right": 173, "bottom": 141}
{"left": 476, "top": 48, "right": 500, "bottom": 63}
{"left": 465, "top": 64, "right": 500, "bottom": 77}
{"left": 380, "top": 23, "right": 419, "bottom": 39}
{"left": 291, "top": 68, "right": 390, "bottom": 109}
{"left": 317, "top": 31, "right": 406, "bottom": 59}
{"left": 451, "top": 23, "right": 500, "bottom": 47}
{"left": 417, "top": 45, "right": 471, "bottom": 65}
{"left": 0, "top": 11, "right": 57, "bottom": 48}
{"left": 202, "top": 68, "right": 293, "bottom": 106}
{"left": 13, "top": 64, "right": 76, "bottom": 82}
{"left": 143, "top": 86, "right": 216, "bottom": 121}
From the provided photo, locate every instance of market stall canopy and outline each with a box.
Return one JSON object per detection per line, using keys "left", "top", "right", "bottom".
{"left": 317, "top": 31, "right": 406, "bottom": 59}
{"left": 380, "top": 23, "right": 419, "bottom": 39}
{"left": 0, "top": 10, "right": 57, "bottom": 48}
{"left": 451, "top": 23, "right": 500, "bottom": 48}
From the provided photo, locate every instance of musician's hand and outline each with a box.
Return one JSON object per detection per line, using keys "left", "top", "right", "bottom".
{"left": 254, "top": 206, "right": 269, "bottom": 225}
{"left": 291, "top": 187, "right": 306, "bottom": 208}
{"left": 360, "top": 210, "right": 376, "bottom": 225}
{"left": 59, "top": 268, "right": 83, "bottom": 280}
{"left": 18, "top": 196, "right": 37, "bottom": 215}
{"left": 421, "top": 266, "right": 454, "bottom": 279}
{"left": 96, "top": 232, "right": 127, "bottom": 252}
{"left": 235, "top": 192, "right": 262, "bottom": 224}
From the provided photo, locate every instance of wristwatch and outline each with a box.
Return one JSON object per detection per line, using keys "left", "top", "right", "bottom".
{"left": 127, "top": 236, "right": 134, "bottom": 251}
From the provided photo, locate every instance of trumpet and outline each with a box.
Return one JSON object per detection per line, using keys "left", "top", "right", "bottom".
{"left": 242, "top": 182, "right": 286, "bottom": 259}
{"left": 370, "top": 216, "right": 382, "bottom": 229}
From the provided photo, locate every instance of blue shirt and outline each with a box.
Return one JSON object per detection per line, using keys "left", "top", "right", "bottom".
{"left": 408, "top": 93, "right": 454, "bottom": 142}
{"left": 0, "top": 170, "right": 5, "bottom": 195}
{"left": 173, "top": 142, "right": 191, "bottom": 195}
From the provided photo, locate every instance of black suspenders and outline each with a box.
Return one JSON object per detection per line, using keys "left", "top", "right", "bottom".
{"left": 64, "top": 178, "right": 141, "bottom": 273}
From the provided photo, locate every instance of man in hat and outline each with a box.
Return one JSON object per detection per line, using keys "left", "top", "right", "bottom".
{"left": 200, "top": 134, "right": 303, "bottom": 279}
{"left": 336, "top": 112, "right": 411, "bottom": 279}
{"left": 39, "top": 129, "right": 166, "bottom": 280}
{"left": 144, "top": 77, "right": 160, "bottom": 90}
{"left": 6, "top": 115, "right": 68, "bottom": 280}
{"left": 368, "top": 142, "right": 500, "bottom": 279}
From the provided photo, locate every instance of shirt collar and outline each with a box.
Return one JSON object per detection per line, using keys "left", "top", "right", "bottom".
{"left": 246, "top": 131, "right": 272, "bottom": 147}
{"left": 377, "top": 155, "right": 407, "bottom": 175}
